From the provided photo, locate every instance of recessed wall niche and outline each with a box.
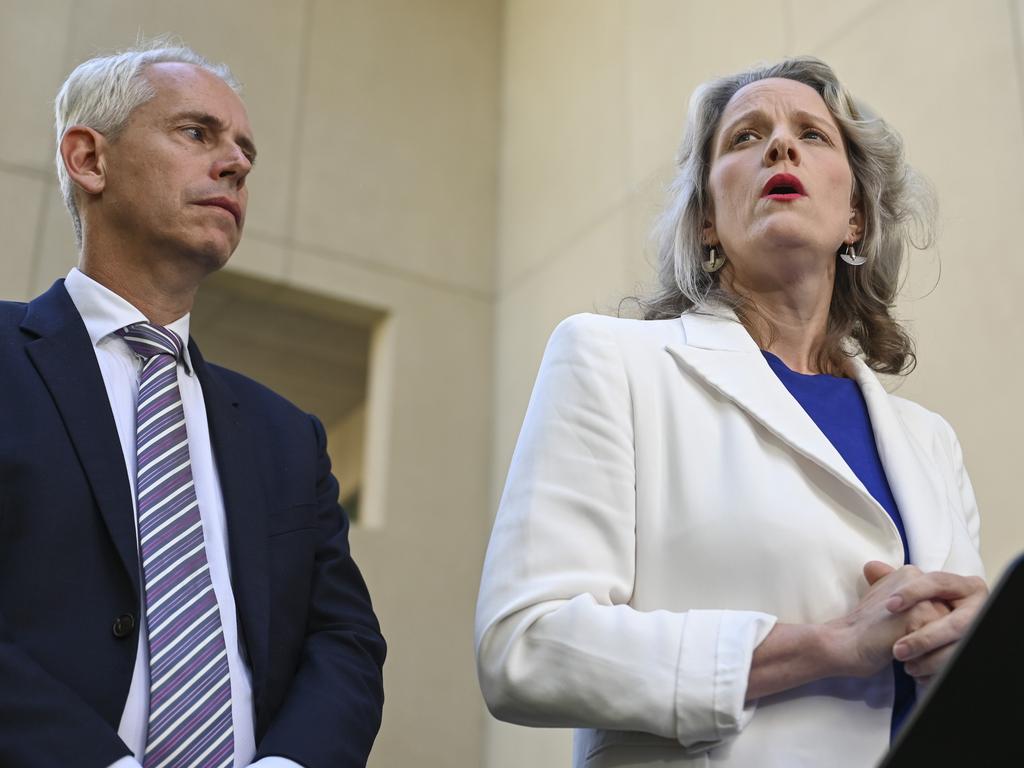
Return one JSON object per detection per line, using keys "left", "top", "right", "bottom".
{"left": 191, "top": 269, "right": 385, "bottom": 524}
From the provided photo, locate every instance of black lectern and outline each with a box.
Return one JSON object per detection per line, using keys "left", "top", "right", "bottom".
{"left": 879, "top": 553, "right": 1024, "bottom": 766}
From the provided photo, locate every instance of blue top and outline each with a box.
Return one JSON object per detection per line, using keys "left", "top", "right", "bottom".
{"left": 761, "top": 351, "right": 915, "bottom": 739}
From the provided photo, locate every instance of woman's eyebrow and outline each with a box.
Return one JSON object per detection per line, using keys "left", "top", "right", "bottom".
{"left": 718, "top": 109, "right": 767, "bottom": 139}
{"left": 791, "top": 109, "right": 837, "bottom": 130}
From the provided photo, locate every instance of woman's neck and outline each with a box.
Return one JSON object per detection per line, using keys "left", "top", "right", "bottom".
{"left": 720, "top": 265, "right": 835, "bottom": 375}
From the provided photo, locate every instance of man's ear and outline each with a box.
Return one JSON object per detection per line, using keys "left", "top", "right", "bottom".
{"left": 60, "top": 126, "right": 107, "bottom": 196}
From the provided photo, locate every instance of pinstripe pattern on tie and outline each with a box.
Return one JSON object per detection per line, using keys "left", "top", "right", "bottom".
{"left": 118, "top": 322, "right": 234, "bottom": 768}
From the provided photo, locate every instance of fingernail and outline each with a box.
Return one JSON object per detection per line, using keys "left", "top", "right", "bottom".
{"left": 894, "top": 642, "right": 909, "bottom": 660}
{"left": 886, "top": 595, "right": 903, "bottom": 611}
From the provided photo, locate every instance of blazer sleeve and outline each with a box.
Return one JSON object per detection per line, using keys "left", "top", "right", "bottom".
{"left": 475, "top": 314, "right": 776, "bottom": 751}
{"left": 942, "top": 417, "right": 981, "bottom": 554}
{"left": 254, "top": 415, "right": 386, "bottom": 768}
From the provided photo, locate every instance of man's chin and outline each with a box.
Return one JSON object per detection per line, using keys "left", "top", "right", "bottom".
{"left": 188, "top": 237, "right": 239, "bottom": 276}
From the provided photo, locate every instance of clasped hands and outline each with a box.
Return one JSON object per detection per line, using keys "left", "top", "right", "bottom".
{"left": 828, "top": 561, "right": 988, "bottom": 686}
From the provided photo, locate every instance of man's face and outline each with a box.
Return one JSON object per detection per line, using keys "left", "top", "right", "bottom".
{"left": 99, "top": 62, "right": 256, "bottom": 272}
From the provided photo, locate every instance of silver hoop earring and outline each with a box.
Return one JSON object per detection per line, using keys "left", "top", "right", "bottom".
{"left": 702, "top": 246, "right": 726, "bottom": 273}
{"left": 840, "top": 243, "right": 866, "bottom": 266}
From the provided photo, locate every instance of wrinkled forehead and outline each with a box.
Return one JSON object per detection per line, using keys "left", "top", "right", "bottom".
{"left": 718, "top": 77, "right": 838, "bottom": 133}
{"left": 140, "top": 62, "right": 252, "bottom": 130}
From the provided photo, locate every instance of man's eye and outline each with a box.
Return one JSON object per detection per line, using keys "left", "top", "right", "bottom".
{"left": 183, "top": 126, "right": 205, "bottom": 141}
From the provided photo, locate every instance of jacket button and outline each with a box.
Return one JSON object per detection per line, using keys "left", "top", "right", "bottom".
{"left": 112, "top": 614, "right": 136, "bottom": 638}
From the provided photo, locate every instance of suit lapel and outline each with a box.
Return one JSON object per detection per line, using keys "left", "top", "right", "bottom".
{"left": 668, "top": 312, "right": 954, "bottom": 567}
{"left": 847, "top": 360, "right": 952, "bottom": 570}
{"left": 22, "top": 281, "right": 140, "bottom": 598}
{"left": 666, "top": 312, "right": 894, "bottom": 536}
{"left": 190, "top": 342, "right": 270, "bottom": 703}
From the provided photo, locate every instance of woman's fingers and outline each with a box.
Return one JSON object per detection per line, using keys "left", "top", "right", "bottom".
{"left": 885, "top": 570, "right": 987, "bottom": 665}
{"left": 885, "top": 572, "right": 987, "bottom": 613}
{"left": 892, "top": 582, "right": 987, "bottom": 681}
{"left": 901, "top": 598, "right": 950, "bottom": 634}
{"left": 892, "top": 609, "right": 967, "bottom": 661}
{"left": 840, "top": 564, "right": 984, "bottom": 680}
{"left": 853, "top": 565, "right": 989, "bottom": 681}
{"left": 902, "top": 644, "right": 955, "bottom": 680}
{"left": 863, "top": 560, "right": 896, "bottom": 585}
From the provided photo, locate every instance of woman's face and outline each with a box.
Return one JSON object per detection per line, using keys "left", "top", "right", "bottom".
{"left": 705, "top": 77, "right": 861, "bottom": 287}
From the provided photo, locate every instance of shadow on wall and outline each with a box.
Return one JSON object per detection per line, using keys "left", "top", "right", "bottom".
{"left": 191, "top": 269, "right": 384, "bottom": 523}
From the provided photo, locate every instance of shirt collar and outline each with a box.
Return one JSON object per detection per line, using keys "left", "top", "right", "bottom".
{"left": 64, "top": 267, "right": 195, "bottom": 375}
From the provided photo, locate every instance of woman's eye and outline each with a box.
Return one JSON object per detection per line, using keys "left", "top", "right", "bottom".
{"left": 802, "top": 128, "right": 829, "bottom": 142}
{"left": 732, "top": 130, "right": 758, "bottom": 146}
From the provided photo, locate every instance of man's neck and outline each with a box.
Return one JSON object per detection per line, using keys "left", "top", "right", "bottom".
{"left": 78, "top": 251, "right": 200, "bottom": 327}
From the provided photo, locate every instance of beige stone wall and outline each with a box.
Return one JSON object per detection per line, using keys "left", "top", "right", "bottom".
{"left": 0, "top": 1, "right": 499, "bottom": 766}
{"left": 5, "top": 0, "right": 1024, "bottom": 765}
{"left": 489, "top": 0, "right": 1024, "bottom": 763}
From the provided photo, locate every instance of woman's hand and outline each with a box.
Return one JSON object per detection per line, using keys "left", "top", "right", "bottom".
{"left": 823, "top": 561, "right": 950, "bottom": 679}
{"left": 746, "top": 562, "right": 981, "bottom": 702}
{"left": 884, "top": 569, "right": 988, "bottom": 685}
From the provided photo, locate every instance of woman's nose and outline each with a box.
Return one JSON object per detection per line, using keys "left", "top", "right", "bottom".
{"left": 764, "top": 135, "right": 800, "bottom": 165}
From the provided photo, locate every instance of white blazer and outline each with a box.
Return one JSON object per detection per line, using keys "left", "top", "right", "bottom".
{"left": 475, "top": 311, "right": 984, "bottom": 768}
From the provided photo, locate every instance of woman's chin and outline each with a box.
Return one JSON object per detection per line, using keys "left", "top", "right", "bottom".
{"left": 728, "top": 250, "right": 832, "bottom": 293}
{"left": 752, "top": 231, "right": 838, "bottom": 268}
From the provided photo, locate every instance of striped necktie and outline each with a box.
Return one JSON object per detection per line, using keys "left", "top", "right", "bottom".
{"left": 117, "top": 322, "right": 234, "bottom": 768}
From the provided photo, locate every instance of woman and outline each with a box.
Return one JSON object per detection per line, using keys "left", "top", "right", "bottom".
{"left": 475, "top": 57, "right": 988, "bottom": 768}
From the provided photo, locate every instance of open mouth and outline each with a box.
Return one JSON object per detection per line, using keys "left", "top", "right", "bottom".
{"left": 761, "top": 174, "right": 806, "bottom": 198}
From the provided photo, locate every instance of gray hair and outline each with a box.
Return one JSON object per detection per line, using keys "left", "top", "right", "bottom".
{"left": 643, "top": 56, "right": 935, "bottom": 374}
{"left": 54, "top": 38, "right": 240, "bottom": 246}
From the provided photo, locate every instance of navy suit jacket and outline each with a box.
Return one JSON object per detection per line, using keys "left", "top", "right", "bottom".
{"left": 0, "top": 281, "right": 386, "bottom": 767}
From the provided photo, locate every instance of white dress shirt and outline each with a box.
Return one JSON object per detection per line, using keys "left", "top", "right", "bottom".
{"left": 63, "top": 269, "right": 299, "bottom": 768}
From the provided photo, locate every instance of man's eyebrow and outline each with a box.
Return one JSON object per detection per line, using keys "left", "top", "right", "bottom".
{"left": 170, "top": 110, "right": 258, "bottom": 162}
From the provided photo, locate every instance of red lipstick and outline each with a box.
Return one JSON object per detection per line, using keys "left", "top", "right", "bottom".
{"left": 761, "top": 173, "right": 806, "bottom": 200}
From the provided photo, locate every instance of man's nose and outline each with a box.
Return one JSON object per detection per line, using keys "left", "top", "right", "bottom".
{"left": 214, "top": 146, "right": 252, "bottom": 184}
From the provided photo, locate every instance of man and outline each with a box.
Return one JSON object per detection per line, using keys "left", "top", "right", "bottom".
{"left": 0, "top": 42, "right": 386, "bottom": 768}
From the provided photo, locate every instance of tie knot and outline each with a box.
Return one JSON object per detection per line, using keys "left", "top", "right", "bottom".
{"left": 117, "top": 322, "right": 184, "bottom": 362}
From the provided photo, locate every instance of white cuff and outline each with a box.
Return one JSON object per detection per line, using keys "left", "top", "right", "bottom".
{"left": 674, "top": 609, "right": 777, "bottom": 749}
{"left": 248, "top": 757, "right": 305, "bottom": 768}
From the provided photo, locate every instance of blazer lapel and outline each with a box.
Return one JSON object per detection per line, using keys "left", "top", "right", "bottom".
{"left": 22, "top": 281, "right": 140, "bottom": 598}
{"left": 190, "top": 342, "right": 270, "bottom": 703}
{"left": 847, "top": 359, "right": 953, "bottom": 570}
{"left": 666, "top": 312, "right": 895, "bottom": 536}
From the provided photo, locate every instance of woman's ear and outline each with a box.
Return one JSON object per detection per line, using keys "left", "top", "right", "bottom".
{"left": 846, "top": 203, "right": 864, "bottom": 245}
{"left": 702, "top": 214, "right": 718, "bottom": 247}
{"left": 60, "top": 126, "right": 107, "bottom": 196}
